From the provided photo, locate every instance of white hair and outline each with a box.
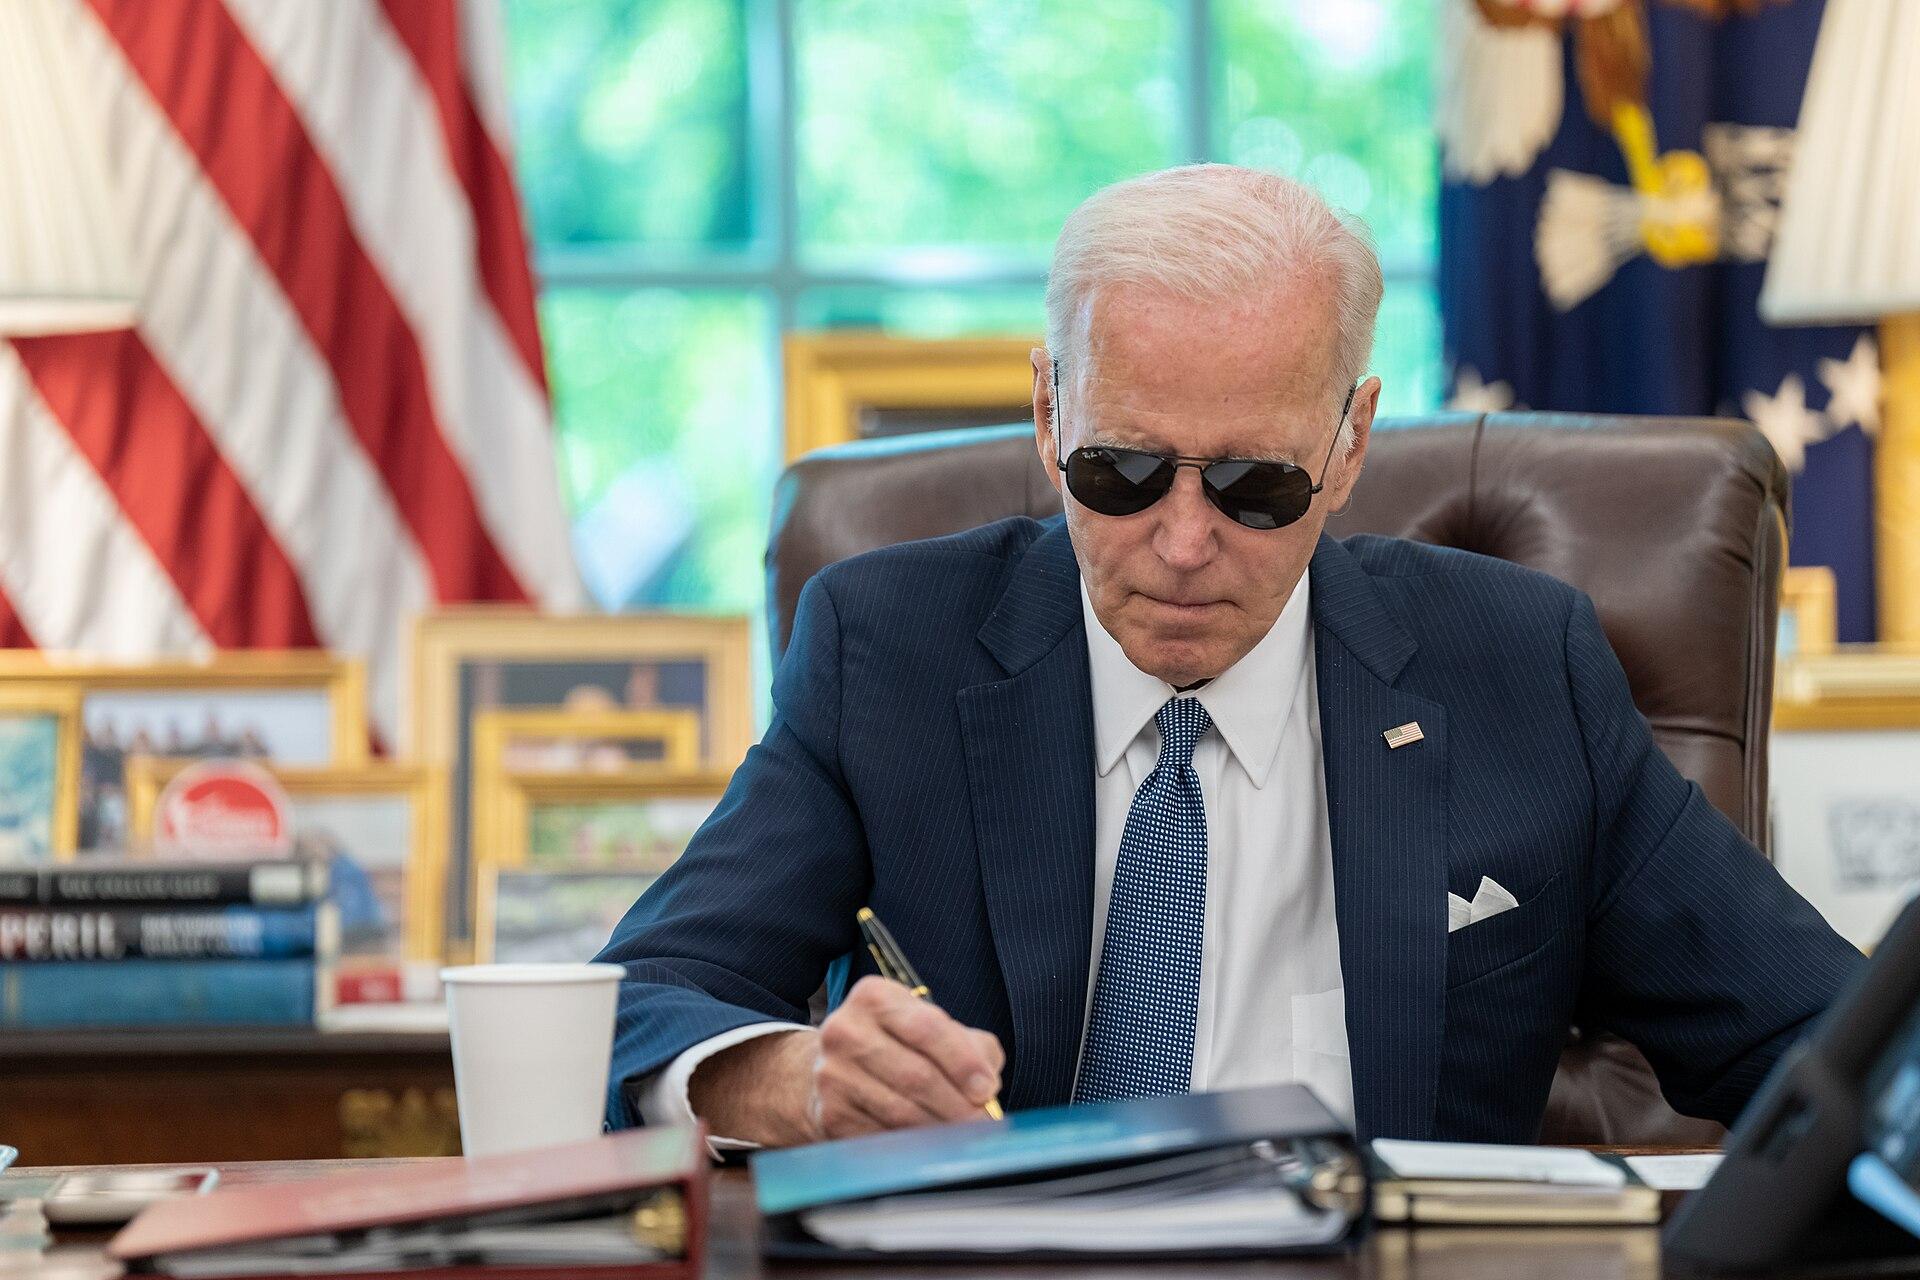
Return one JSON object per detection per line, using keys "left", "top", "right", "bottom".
{"left": 1044, "top": 164, "right": 1384, "bottom": 451}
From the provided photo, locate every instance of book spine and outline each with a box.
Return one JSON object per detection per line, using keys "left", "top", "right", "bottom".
{"left": 0, "top": 906, "right": 318, "bottom": 962}
{"left": 0, "top": 862, "right": 327, "bottom": 907}
{"left": 0, "top": 959, "right": 316, "bottom": 1027}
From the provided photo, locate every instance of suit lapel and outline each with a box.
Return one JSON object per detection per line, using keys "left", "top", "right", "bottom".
{"left": 1310, "top": 535, "right": 1449, "bottom": 1141}
{"left": 957, "top": 520, "right": 1096, "bottom": 1110}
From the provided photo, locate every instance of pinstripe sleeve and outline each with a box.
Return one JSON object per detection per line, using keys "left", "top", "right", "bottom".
{"left": 1565, "top": 591, "right": 1865, "bottom": 1125}
{"left": 597, "top": 573, "right": 872, "bottom": 1128}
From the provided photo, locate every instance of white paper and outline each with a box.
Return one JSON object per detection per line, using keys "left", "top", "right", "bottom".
{"left": 800, "top": 1147, "right": 1350, "bottom": 1253}
{"left": 1372, "top": 1139, "right": 1627, "bottom": 1187}
{"left": 1623, "top": 1152, "right": 1723, "bottom": 1191}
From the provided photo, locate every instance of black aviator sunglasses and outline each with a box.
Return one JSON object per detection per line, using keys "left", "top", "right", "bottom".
{"left": 1052, "top": 365, "right": 1359, "bottom": 531}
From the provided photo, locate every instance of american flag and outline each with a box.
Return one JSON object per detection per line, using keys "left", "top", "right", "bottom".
{"left": 0, "top": 0, "right": 584, "bottom": 742}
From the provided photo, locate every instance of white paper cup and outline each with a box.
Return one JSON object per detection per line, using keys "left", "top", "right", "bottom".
{"left": 441, "top": 962, "right": 623, "bottom": 1157}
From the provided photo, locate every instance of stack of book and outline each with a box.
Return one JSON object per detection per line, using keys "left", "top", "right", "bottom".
{"left": 0, "top": 860, "right": 333, "bottom": 1029}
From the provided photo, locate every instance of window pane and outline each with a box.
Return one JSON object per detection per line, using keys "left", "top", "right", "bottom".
{"left": 1373, "top": 278, "right": 1442, "bottom": 417}
{"left": 541, "top": 289, "right": 774, "bottom": 611}
{"left": 796, "top": 286, "right": 1046, "bottom": 337}
{"left": 503, "top": 0, "right": 754, "bottom": 253}
{"left": 795, "top": 0, "right": 1182, "bottom": 261}
{"left": 1216, "top": 0, "right": 1438, "bottom": 265}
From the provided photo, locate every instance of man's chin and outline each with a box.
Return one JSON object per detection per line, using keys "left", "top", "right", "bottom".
{"left": 1118, "top": 635, "right": 1227, "bottom": 689}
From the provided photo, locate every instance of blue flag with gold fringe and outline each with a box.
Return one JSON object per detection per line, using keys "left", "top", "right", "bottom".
{"left": 1437, "top": 0, "right": 1877, "bottom": 640}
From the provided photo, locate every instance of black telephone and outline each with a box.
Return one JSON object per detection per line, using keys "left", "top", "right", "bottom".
{"left": 1665, "top": 897, "right": 1920, "bottom": 1272}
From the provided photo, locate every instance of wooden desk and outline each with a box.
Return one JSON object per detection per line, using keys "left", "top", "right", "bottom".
{"left": 0, "top": 1157, "right": 1692, "bottom": 1280}
{"left": 0, "top": 1030, "right": 458, "bottom": 1165}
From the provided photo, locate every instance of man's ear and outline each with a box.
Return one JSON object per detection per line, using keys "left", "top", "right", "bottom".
{"left": 1032, "top": 347, "right": 1064, "bottom": 496}
{"left": 1327, "top": 375, "right": 1381, "bottom": 512}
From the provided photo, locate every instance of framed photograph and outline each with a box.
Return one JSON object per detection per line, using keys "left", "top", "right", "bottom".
{"left": 0, "top": 653, "right": 366, "bottom": 852}
{"left": 1779, "top": 566, "right": 1839, "bottom": 659}
{"left": 408, "top": 610, "right": 752, "bottom": 949}
{"left": 471, "top": 770, "right": 729, "bottom": 961}
{"left": 1772, "top": 650, "right": 1920, "bottom": 950}
{"left": 476, "top": 867, "right": 662, "bottom": 965}
{"left": 783, "top": 333, "right": 1038, "bottom": 461}
{"left": 466, "top": 707, "right": 704, "bottom": 889}
{"left": 126, "top": 759, "right": 439, "bottom": 961}
{"left": 489, "top": 769, "right": 731, "bottom": 869}
{"left": 0, "top": 684, "right": 83, "bottom": 861}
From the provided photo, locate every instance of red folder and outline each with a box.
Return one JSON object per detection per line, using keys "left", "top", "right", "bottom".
{"left": 109, "top": 1126, "right": 708, "bottom": 1280}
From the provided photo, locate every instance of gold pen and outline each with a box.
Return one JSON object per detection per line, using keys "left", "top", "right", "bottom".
{"left": 857, "top": 906, "right": 1005, "bottom": 1120}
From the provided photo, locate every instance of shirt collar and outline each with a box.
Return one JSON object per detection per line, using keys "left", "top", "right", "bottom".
{"left": 1081, "top": 573, "right": 1314, "bottom": 789}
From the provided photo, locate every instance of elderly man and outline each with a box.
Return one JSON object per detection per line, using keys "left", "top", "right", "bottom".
{"left": 598, "top": 164, "right": 1860, "bottom": 1148}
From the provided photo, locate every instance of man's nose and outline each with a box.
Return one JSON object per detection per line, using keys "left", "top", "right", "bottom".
{"left": 1151, "top": 466, "right": 1217, "bottom": 571}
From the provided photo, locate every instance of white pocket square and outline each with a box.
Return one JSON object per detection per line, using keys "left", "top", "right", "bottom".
{"left": 1447, "top": 876, "right": 1521, "bottom": 933}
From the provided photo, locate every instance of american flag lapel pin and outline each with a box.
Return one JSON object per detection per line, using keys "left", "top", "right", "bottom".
{"left": 1383, "top": 721, "right": 1425, "bottom": 750}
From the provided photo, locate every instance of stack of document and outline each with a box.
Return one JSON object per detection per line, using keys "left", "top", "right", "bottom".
{"left": 753, "top": 1083, "right": 1366, "bottom": 1260}
{"left": 1369, "top": 1140, "right": 1662, "bottom": 1224}
{"left": 801, "top": 1145, "right": 1350, "bottom": 1254}
{"left": 109, "top": 1127, "right": 710, "bottom": 1280}
{"left": 149, "top": 1210, "right": 674, "bottom": 1278}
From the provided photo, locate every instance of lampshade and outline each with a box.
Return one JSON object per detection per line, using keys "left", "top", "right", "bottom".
{"left": 1761, "top": 0, "right": 1920, "bottom": 324}
{"left": 0, "top": 0, "right": 139, "bottom": 336}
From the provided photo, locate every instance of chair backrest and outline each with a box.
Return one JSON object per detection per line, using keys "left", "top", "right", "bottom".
{"left": 768, "top": 413, "right": 1787, "bottom": 844}
{"left": 765, "top": 412, "right": 1790, "bottom": 1142}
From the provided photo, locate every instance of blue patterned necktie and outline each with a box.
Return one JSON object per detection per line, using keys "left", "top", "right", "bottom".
{"left": 1073, "top": 695, "right": 1211, "bottom": 1103}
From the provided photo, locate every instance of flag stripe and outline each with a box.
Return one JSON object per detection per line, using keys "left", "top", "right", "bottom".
{"left": 379, "top": 0, "right": 546, "bottom": 393}
{"left": 12, "top": 330, "right": 323, "bottom": 650}
{"left": 456, "top": 0, "right": 515, "bottom": 159}
{"left": 70, "top": 6, "right": 430, "bottom": 742}
{"left": 0, "top": 584, "right": 35, "bottom": 649}
{"left": 0, "top": 343, "right": 210, "bottom": 659}
{"left": 86, "top": 0, "right": 530, "bottom": 605}
{"left": 220, "top": 0, "right": 581, "bottom": 610}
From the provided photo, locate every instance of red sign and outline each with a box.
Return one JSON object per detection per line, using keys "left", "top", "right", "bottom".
{"left": 153, "top": 760, "right": 293, "bottom": 860}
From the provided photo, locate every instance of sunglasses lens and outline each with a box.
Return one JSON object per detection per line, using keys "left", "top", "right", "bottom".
{"left": 1065, "top": 448, "right": 1173, "bottom": 516}
{"left": 1202, "top": 460, "right": 1313, "bottom": 530}
{"left": 1064, "top": 448, "right": 1317, "bottom": 529}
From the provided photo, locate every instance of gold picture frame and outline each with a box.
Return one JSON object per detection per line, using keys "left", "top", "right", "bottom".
{"left": 783, "top": 333, "right": 1040, "bottom": 461}
{"left": 1780, "top": 566, "right": 1840, "bottom": 658}
{"left": 0, "top": 651, "right": 366, "bottom": 753}
{"left": 0, "top": 683, "right": 84, "bottom": 859}
{"left": 407, "top": 609, "right": 753, "bottom": 952}
{"left": 486, "top": 767, "right": 734, "bottom": 870}
{"left": 467, "top": 707, "right": 705, "bottom": 908}
{"left": 472, "top": 770, "right": 733, "bottom": 964}
{"left": 0, "top": 652, "right": 367, "bottom": 851}
{"left": 1776, "top": 648, "right": 1920, "bottom": 730}
{"left": 125, "top": 759, "right": 441, "bottom": 960}
{"left": 1772, "top": 649, "right": 1920, "bottom": 949}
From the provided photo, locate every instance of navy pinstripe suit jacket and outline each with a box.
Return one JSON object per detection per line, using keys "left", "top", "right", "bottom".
{"left": 598, "top": 515, "right": 1863, "bottom": 1141}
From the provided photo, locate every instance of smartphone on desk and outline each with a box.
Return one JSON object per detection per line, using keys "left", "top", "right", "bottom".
{"left": 40, "top": 1169, "right": 220, "bottom": 1225}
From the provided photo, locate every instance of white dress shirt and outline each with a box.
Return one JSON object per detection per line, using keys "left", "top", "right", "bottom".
{"left": 1080, "top": 577, "right": 1352, "bottom": 1118}
{"left": 638, "top": 575, "right": 1353, "bottom": 1131}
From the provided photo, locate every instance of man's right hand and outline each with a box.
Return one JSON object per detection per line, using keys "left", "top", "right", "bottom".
{"left": 687, "top": 975, "right": 1005, "bottom": 1146}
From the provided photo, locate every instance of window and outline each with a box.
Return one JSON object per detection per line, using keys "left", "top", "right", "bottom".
{"left": 504, "top": 0, "right": 1440, "bottom": 614}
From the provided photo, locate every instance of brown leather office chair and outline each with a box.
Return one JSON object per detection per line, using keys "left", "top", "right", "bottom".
{"left": 766, "top": 412, "right": 1790, "bottom": 1146}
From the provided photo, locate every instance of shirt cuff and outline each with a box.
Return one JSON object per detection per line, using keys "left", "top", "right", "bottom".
{"left": 637, "top": 1021, "right": 808, "bottom": 1151}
